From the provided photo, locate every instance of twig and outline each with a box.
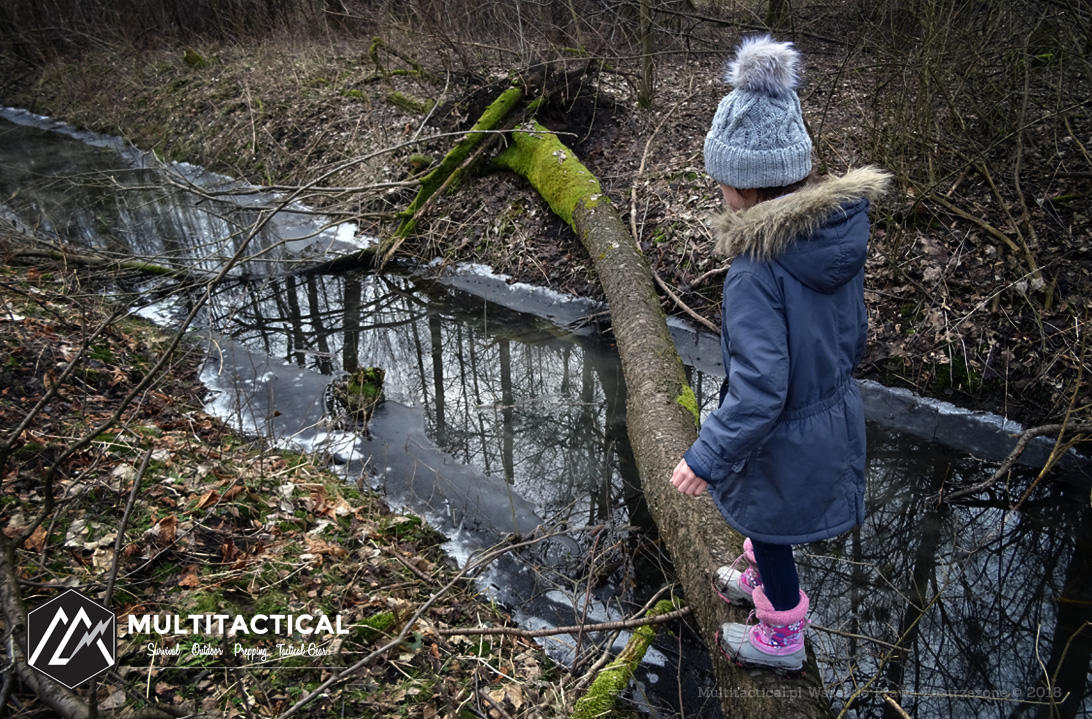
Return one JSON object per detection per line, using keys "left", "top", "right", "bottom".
{"left": 653, "top": 273, "right": 718, "bottom": 333}
{"left": 412, "top": 69, "right": 449, "bottom": 144}
{"left": 572, "top": 531, "right": 601, "bottom": 672}
{"left": 384, "top": 545, "right": 437, "bottom": 585}
{"left": 809, "top": 623, "right": 908, "bottom": 653}
{"left": 1050, "top": 621, "right": 1091, "bottom": 691}
{"left": 881, "top": 693, "right": 911, "bottom": 719}
{"left": 926, "top": 192, "right": 1023, "bottom": 258}
{"left": 1010, "top": 343, "right": 1091, "bottom": 510}
{"left": 628, "top": 88, "right": 693, "bottom": 242}
{"left": 691, "top": 265, "right": 729, "bottom": 286}
{"left": 628, "top": 88, "right": 717, "bottom": 333}
{"left": 103, "top": 448, "right": 153, "bottom": 608}
{"left": 941, "top": 422, "right": 1092, "bottom": 502}
{"left": 572, "top": 631, "right": 622, "bottom": 692}
{"left": 835, "top": 589, "right": 945, "bottom": 719}
{"left": 478, "top": 689, "right": 516, "bottom": 719}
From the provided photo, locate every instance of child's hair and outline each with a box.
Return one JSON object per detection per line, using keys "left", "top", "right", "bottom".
{"left": 753, "top": 173, "right": 814, "bottom": 203}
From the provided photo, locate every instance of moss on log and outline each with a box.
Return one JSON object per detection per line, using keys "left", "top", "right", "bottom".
{"left": 494, "top": 122, "right": 605, "bottom": 228}
{"left": 499, "top": 123, "right": 833, "bottom": 719}
{"left": 385, "top": 91, "right": 434, "bottom": 115}
{"left": 368, "top": 35, "right": 424, "bottom": 78}
{"left": 13, "top": 248, "right": 227, "bottom": 283}
{"left": 570, "top": 599, "right": 681, "bottom": 719}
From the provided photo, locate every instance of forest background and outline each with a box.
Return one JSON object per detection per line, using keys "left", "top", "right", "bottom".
{"left": 0, "top": 0, "right": 1090, "bottom": 718}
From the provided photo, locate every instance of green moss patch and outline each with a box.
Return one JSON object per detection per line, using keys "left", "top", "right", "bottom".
{"left": 494, "top": 122, "right": 605, "bottom": 230}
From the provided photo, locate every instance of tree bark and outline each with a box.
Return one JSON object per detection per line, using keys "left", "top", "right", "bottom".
{"left": 497, "top": 122, "right": 832, "bottom": 718}
{"left": 13, "top": 248, "right": 227, "bottom": 283}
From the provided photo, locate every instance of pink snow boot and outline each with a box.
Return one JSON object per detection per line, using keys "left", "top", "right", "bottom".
{"left": 716, "top": 585, "right": 809, "bottom": 675}
{"left": 712, "top": 537, "right": 761, "bottom": 607}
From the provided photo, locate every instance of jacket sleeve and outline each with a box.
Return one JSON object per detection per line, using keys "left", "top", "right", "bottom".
{"left": 683, "top": 266, "right": 789, "bottom": 482}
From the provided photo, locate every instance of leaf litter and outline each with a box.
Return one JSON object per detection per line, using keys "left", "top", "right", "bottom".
{"left": 0, "top": 259, "right": 567, "bottom": 718}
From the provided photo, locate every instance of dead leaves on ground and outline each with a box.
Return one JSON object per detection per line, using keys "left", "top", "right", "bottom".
{"left": 0, "top": 267, "right": 561, "bottom": 718}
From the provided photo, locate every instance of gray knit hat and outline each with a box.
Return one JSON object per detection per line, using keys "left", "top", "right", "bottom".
{"left": 704, "top": 35, "right": 812, "bottom": 190}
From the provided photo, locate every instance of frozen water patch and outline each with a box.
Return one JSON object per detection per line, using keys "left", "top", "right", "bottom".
{"left": 431, "top": 260, "right": 604, "bottom": 332}
{"left": 858, "top": 379, "right": 1088, "bottom": 475}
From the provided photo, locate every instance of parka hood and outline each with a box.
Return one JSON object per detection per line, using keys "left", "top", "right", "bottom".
{"left": 712, "top": 166, "right": 892, "bottom": 293}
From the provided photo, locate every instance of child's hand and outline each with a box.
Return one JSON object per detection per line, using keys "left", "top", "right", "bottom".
{"left": 671, "top": 458, "right": 708, "bottom": 496}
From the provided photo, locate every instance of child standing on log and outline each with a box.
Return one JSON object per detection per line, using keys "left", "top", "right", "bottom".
{"left": 670, "top": 35, "right": 891, "bottom": 674}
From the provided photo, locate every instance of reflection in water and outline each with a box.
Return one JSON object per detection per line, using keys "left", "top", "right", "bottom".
{"left": 217, "top": 268, "right": 1092, "bottom": 718}
{"left": 806, "top": 432, "right": 1091, "bottom": 718}
{"left": 1, "top": 109, "right": 1089, "bottom": 718}
{"left": 210, "top": 271, "right": 637, "bottom": 534}
{"left": 0, "top": 110, "right": 360, "bottom": 277}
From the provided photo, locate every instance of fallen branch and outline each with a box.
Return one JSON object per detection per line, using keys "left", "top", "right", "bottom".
{"left": 13, "top": 247, "right": 227, "bottom": 284}
{"left": 927, "top": 192, "right": 1024, "bottom": 258}
{"left": 382, "top": 85, "right": 525, "bottom": 261}
{"left": 570, "top": 599, "right": 684, "bottom": 719}
{"left": 437, "top": 605, "right": 692, "bottom": 639}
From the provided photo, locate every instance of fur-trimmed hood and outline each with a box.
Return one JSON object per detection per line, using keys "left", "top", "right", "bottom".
{"left": 711, "top": 165, "right": 892, "bottom": 293}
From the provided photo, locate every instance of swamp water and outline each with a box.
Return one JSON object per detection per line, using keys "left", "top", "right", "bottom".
{"left": 2, "top": 108, "right": 1089, "bottom": 719}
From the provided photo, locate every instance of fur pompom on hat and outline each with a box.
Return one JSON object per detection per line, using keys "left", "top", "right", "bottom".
{"left": 704, "top": 35, "right": 812, "bottom": 190}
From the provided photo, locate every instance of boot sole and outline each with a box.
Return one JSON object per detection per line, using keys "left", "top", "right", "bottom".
{"left": 714, "top": 630, "right": 806, "bottom": 679}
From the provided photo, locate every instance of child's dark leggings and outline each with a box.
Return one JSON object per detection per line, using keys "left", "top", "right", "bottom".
{"left": 749, "top": 540, "right": 800, "bottom": 611}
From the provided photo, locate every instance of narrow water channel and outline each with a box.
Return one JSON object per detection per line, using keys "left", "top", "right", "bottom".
{"left": 2, "top": 108, "right": 1089, "bottom": 719}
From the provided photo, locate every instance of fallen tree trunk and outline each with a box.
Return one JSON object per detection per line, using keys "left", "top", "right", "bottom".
{"left": 497, "top": 123, "right": 833, "bottom": 718}
{"left": 12, "top": 248, "right": 229, "bottom": 284}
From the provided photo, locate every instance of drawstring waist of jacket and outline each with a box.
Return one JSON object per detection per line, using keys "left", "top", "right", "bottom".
{"left": 778, "top": 376, "right": 857, "bottom": 422}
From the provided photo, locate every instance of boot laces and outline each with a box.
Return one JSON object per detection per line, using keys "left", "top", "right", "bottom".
{"left": 720, "top": 551, "right": 761, "bottom": 591}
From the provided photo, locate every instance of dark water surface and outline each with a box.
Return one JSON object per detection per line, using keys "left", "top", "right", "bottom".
{"left": 2, "top": 108, "right": 1089, "bottom": 718}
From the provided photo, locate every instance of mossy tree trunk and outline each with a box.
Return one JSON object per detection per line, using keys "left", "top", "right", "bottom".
{"left": 497, "top": 123, "right": 832, "bottom": 719}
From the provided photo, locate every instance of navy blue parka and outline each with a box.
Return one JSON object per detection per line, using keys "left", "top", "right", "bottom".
{"left": 683, "top": 167, "right": 892, "bottom": 545}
